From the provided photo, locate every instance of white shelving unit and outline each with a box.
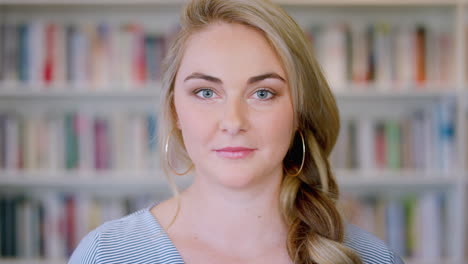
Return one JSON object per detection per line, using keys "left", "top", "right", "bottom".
{"left": 0, "top": 0, "right": 467, "bottom": 264}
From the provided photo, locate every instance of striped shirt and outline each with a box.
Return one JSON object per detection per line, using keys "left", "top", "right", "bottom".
{"left": 68, "top": 206, "right": 405, "bottom": 264}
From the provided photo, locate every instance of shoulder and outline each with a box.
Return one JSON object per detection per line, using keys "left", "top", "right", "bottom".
{"left": 68, "top": 207, "right": 183, "bottom": 264}
{"left": 344, "top": 224, "right": 405, "bottom": 264}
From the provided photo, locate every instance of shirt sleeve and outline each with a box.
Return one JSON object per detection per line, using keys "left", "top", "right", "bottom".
{"left": 67, "top": 228, "right": 100, "bottom": 264}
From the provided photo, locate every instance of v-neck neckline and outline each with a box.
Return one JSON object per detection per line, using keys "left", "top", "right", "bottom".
{"left": 144, "top": 203, "right": 186, "bottom": 264}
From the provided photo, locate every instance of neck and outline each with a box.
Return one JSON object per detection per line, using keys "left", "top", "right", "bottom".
{"left": 177, "top": 168, "right": 288, "bottom": 257}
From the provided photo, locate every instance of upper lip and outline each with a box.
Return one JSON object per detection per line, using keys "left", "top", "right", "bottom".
{"left": 215, "top": 147, "right": 256, "bottom": 152}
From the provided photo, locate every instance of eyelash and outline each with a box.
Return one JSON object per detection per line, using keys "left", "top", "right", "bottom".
{"left": 193, "top": 88, "right": 277, "bottom": 100}
{"left": 193, "top": 88, "right": 218, "bottom": 99}
{"left": 253, "top": 89, "right": 276, "bottom": 100}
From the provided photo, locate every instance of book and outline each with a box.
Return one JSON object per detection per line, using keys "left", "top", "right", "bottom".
{"left": 307, "top": 22, "right": 454, "bottom": 89}
{"left": 330, "top": 100, "right": 456, "bottom": 172}
{"left": 0, "top": 111, "right": 157, "bottom": 172}
{"left": 0, "top": 21, "right": 171, "bottom": 90}
{"left": 342, "top": 191, "right": 447, "bottom": 258}
{"left": 0, "top": 192, "right": 158, "bottom": 258}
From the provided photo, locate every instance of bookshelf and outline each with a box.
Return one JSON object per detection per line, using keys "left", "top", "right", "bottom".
{"left": 0, "top": 0, "right": 466, "bottom": 264}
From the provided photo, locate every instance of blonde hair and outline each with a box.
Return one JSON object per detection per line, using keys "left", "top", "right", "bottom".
{"left": 158, "top": 0, "right": 362, "bottom": 263}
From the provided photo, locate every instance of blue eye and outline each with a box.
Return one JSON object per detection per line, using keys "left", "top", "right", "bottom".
{"left": 195, "top": 89, "right": 215, "bottom": 99}
{"left": 254, "top": 89, "right": 274, "bottom": 100}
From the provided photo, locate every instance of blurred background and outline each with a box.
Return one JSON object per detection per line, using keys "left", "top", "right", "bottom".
{"left": 0, "top": 0, "right": 467, "bottom": 264}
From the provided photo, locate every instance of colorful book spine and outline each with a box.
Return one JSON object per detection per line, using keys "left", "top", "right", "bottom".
{"left": 308, "top": 22, "right": 453, "bottom": 90}
{"left": 0, "top": 21, "right": 169, "bottom": 89}
{"left": 341, "top": 191, "right": 447, "bottom": 259}
{"left": 331, "top": 100, "right": 456, "bottom": 172}
{"left": 0, "top": 192, "right": 158, "bottom": 258}
{"left": 0, "top": 111, "right": 157, "bottom": 172}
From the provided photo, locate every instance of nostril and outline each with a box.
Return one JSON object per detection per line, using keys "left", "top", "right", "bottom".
{"left": 219, "top": 104, "right": 248, "bottom": 135}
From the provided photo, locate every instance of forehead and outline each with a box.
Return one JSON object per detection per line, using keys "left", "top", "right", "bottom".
{"left": 176, "top": 22, "right": 286, "bottom": 80}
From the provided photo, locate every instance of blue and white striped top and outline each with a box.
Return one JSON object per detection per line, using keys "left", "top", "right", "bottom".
{"left": 68, "top": 206, "right": 405, "bottom": 264}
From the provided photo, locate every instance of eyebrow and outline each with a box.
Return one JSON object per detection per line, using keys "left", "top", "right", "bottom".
{"left": 183, "top": 72, "right": 286, "bottom": 84}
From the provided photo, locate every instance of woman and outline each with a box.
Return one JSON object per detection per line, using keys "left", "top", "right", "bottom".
{"left": 69, "top": 0, "right": 404, "bottom": 263}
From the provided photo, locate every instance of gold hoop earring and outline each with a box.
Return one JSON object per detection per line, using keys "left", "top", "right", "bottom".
{"left": 285, "top": 130, "right": 305, "bottom": 177}
{"left": 165, "top": 129, "right": 194, "bottom": 176}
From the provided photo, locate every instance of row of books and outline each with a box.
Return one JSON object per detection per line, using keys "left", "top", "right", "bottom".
{"left": 0, "top": 22, "right": 168, "bottom": 89}
{"left": 331, "top": 99, "right": 456, "bottom": 172}
{"left": 308, "top": 22, "right": 454, "bottom": 90}
{"left": 0, "top": 111, "right": 158, "bottom": 171}
{"left": 0, "top": 100, "right": 457, "bottom": 173}
{"left": 0, "top": 190, "right": 448, "bottom": 259}
{"left": 0, "top": 21, "right": 456, "bottom": 91}
{"left": 0, "top": 192, "right": 159, "bottom": 258}
{"left": 341, "top": 191, "right": 447, "bottom": 258}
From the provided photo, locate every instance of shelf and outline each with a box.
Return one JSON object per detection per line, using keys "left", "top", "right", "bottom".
{"left": 0, "top": 0, "right": 458, "bottom": 6}
{"left": 0, "top": 1, "right": 466, "bottom": 261}
{"left": 335, "top": 169, "right": 462, "bottom": 189}
{"left": 0, "top": 170, "right": 192, "bottom": 191}
{"left": 0, "top": 169, "right": 461, "bottom": 191}
{"left": 334, "top": 88, "right": 457, "bottom": 100}
{"left": 0, "top": 88, "right": 160, "bottom": 100}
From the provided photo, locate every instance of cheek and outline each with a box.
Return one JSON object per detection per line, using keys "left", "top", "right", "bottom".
{"left": 253, "top": 103, "right": 294, "bottom": 156}
{"left": 174, "top": 96, "right": 215, "bottom": 151}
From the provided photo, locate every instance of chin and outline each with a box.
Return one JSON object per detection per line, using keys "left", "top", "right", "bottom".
{"left": 193, "top": 159, "right": 282, "bottom": 189}
{"left": 209, "top": 166, "right": 272, "bottom": 189}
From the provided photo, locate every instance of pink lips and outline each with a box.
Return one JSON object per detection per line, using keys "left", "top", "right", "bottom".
{"left": 214, "top": 147, "right": 256, "bottom": 159}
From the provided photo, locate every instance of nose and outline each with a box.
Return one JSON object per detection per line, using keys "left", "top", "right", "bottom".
{"left": 219, "top": 97, "right": 248, "bottom": 135}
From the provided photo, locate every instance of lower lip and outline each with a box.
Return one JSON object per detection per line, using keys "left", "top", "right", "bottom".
{"left": 215, "top": 150, "right": 255, "bottom": 159}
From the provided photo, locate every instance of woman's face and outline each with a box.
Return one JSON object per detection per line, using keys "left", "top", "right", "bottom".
{"left": 173, "top": 22, "right": 294, "bottom": 188}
